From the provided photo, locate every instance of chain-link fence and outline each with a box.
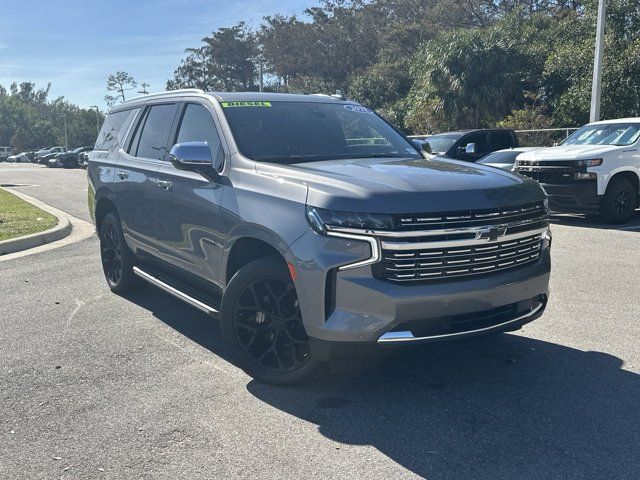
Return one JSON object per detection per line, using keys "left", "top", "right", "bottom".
{"left": 514, "top": 128, "right": 578, "bottom": 147}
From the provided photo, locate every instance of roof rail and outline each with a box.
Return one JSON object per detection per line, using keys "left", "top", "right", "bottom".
{"left": 122, "top": 89, "right": 206, "bottom": 104}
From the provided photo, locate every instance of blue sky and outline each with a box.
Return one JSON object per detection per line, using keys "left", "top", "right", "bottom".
{"left": 0, "top": 0, "right": 314, "bottom": 109}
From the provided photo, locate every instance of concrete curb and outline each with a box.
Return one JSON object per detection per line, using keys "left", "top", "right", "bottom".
{"left": 0, "top": 187, "right": 73, "bottom": 256}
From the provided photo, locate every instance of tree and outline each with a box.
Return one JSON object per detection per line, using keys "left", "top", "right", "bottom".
{"left": 406, "top": 28, "right": 533, "bottom": 132}
{"left": 105, "top": 71, "right": 137, "bottom": 107}
{"left": 168, "top": 23, "right": 256, "bottom": 91}
{"left": 0, "top": 82, "right": 104, "bottom": 151}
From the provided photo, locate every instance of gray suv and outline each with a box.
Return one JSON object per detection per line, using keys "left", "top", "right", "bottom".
{"left": 89, "top": 89, "right": 551, "bottom": 385}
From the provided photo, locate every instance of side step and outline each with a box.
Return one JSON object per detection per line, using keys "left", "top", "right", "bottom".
{"left": 133, "top": 266, "right": 220, "bottom": 315}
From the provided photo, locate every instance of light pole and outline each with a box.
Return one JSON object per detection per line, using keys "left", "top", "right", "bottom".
{"left": 63, "top": 114, "right": 69, "bottom": 151}
{"left": 90, "top": 105, "right": 100, "bottom": 138}
{"left": 590, "top": 0, "right": 606, "bottom": 123}
{"left": 248, "top": 55, "right": 264, "bottom": 92}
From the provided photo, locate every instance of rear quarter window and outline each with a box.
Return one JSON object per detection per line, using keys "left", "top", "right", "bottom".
{"left": 95, "top": 109, "right": 137, "bottom": 152}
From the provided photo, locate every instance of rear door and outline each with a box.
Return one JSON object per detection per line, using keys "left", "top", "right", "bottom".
{"left": 154, "top": 100, "right": 226, "bottom": 287}
{"left": 115, "top": 102, "right": 179, "bottom": 256}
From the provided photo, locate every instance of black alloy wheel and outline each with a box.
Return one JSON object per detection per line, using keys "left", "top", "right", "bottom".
{"left": 233, "top": 276, "right": 310, "bottom": 373}
{"left": 220, "top": 256, "right": 322, "bottom": 385}
{"left": 100, "top": 221, "right": 123, "bottom": 287}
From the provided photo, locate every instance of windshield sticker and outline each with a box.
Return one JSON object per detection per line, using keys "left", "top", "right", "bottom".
{"left": 221, "top": 101, "right": 272, "bottom": 108}
{"left": 344, "top": 104, "right": 372, "bottom": 114}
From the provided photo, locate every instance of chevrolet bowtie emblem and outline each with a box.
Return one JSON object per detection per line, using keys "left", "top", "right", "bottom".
{"left": 477, "top": 226, "right": 507, "bottom": 242}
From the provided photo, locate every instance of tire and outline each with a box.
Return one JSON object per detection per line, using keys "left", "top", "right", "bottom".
{"left": 600, "top": 178, "right": 637, "bottom": 224}
{"left": 220, "top": 256, "right": 323, "bottom": 386}
{"left": 98, "top": 212, "right": 143, "bottom": 294}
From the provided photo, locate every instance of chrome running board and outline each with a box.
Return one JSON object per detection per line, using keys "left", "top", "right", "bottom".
{"left": 377, "top": 301, "right": 543, "bottom": 343}
{"left": 132, "top": 266, "right": 219, "bottom": 315}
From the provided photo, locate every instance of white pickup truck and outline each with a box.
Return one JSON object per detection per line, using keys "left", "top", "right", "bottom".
{"left": 515, "top": 118, "right": 640, "bottom": 223}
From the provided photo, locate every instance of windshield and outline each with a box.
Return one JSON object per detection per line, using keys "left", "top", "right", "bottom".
{"left": 221, "top": 101, "right": 420, "bottom": 163}
{"left": 422, "top": 134, "right": 462, "bottom": 153}
{"left": 562, "top": 123, "right": 640, "bottom": 146}
{"left": 478, "top": 151, "right": 519, "bottom": 165}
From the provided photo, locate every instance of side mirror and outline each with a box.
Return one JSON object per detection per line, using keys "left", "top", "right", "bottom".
{"left": 465, "top": 143, "right": 477, "bottom": 154}
{"left": 420, "top": 141, "right": 432, "bottom": 154}
{"left": 169, "top": 142, "right": 220, "bottom": 176}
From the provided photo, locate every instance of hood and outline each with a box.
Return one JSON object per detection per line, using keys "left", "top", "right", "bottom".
{"left": 518, "top": 144, "right": 623, "bottom": 161}
{"left": 256, "top": 157, "right": 545, "bottom": 213}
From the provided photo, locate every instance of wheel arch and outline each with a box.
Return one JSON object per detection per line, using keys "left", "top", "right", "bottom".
{"left": 94, "top": 192, "right": 119, "bottom": 230}
{"left": 607, "top": 170, "right": 640, "bottom": 206}
{"left": 224, "top": 235, "right": 289, "bottom": 285}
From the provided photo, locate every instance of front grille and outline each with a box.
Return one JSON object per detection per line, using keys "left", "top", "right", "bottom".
{"left": 516, "top": 160, "right": 582, "bottom": 184}
{"left": 393, "top": 201, "right": 545, "bottom": 231}
{"left": 376, "top": 233, "right": 542, "bottom": 283}
{"left": 518, "top": 171, "right": 576, "bottom": 184}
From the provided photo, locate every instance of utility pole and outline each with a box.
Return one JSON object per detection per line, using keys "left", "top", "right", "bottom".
{"left": 259, "top": 61, "right": 263, "bottom": 93}
{"left": 63, "top": 114, "right": 69, "bottom": 151}
{"left": 590, "top": 0, "right": 606, "bottom": 123}
{"left": 90, "top": 105, "right": 100, "bottom": 138}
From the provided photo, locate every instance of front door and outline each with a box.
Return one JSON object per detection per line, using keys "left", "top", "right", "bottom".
{"left": 154, "top": 101, "right": 226, "bottom": 288}
{"left": 455, "top": 131, "right": 490, "bottom": 162}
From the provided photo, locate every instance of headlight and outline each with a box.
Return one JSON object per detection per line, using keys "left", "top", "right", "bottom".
{"left": 576, "top": 158, "right": 603, "bottom": 168}
{"left": 306, "top": 206, "right": 394, "bottom": 234}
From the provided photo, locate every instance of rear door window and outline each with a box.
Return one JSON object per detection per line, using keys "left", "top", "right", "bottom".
{"left": 130, "top": 104, "right": 178, "bottom": 160}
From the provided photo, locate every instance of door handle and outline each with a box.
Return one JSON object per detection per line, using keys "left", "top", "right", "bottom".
{"left": 157, "top": 180, "right": 172, "bottom": 190}
{"left": 117, "top": 170, "right": 129, "bottom": 180}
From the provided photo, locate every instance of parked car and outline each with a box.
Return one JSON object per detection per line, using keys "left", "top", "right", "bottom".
{"left": 478, "top": 147, "right": 540, "bottom": 171}
{"left": 36, "top": 147, "right": 64, "bottom": 164}
{"left": 515, "top": 118, "right": 640, "bottom": 223}
{"left": 418, "top": 129, "right": 519, "bottom": 162}
{"left": 38, "top": 148, "right": 64, "bottom": 165}
{"left": 7, "top": 153, "right": 30, "bottom": 163}
{"left": 89, "top": 90, "right": 551, "bottom": 385}
{"left": 50, "top": 146, "right": 92, "bottom": 168}
{"left": 78, "top": 150, "right": 91, "bottom": 169}
{"left": 24, "top": 151, "right": 37, "bottom": 163}
{"left": 0, "top": 146, "right": 13, "bottom": 161}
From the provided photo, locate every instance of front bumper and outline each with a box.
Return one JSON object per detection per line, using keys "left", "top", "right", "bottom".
{"left": 541, "top": 180, "right": 600, "bottom": 213}
{"left": 287, "top": 230, "right": 551, "bottom": 357}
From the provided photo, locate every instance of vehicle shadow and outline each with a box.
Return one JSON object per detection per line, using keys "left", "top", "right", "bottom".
{"left": 124, "top": 287, "right": 232, "bottom": 362}
{"left": 551, "top": 211, "right": 640, "bottom": 231}
{"left": 125, "top": 288, "right": 639, "bottom": 479}
{"left": 248, "top": 335, "right": 639, "bottom": 479}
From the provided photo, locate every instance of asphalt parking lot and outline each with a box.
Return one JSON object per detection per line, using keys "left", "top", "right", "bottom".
{"left": 1, "top": 163, "right": 639, "bottom": 479}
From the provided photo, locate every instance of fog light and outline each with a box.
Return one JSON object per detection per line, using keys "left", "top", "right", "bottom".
{"left": 575, "top": 172, "right": 597, "bottom": 180}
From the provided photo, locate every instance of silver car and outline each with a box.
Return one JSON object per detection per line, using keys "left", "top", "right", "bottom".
{"left": 89, "top": 90, "right": 551, "bottom": 385}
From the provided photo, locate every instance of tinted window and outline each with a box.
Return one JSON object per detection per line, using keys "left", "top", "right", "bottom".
{"left": 221, "top": 101, "right": 420, "bottom": 163}
{"left": 133, "top": 104, "right": 177, "bottom": 160}
{"left": 175, "top": 104, "right": 223, "bottom": 164}
{"left": 491, "top": 131, "right": 514, "bottom": 150}
{"left": 462, "top": 132, "right": 489, "bottom": 154}
{"left": 95, "top": 109, "right": 136, "bottom": 152}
